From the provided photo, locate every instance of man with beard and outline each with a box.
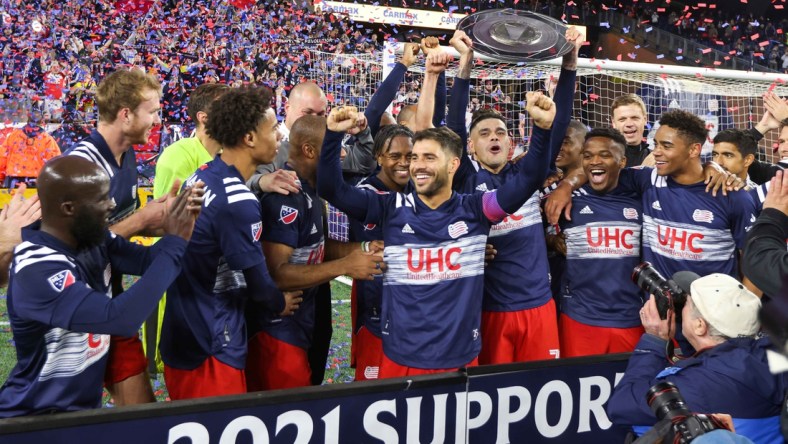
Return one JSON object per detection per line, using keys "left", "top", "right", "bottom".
{"left": 318, "top": 90, "right": 556, "bottom": 376}
{"left": 64, "top": 68, "right": 171, "bottom": 405}
{"left": 0, "top": 156, "right": 198, "bottom": 417}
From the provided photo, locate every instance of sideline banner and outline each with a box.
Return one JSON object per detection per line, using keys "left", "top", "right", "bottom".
{"left": 0, "top": 355, "right": 630, "bottom": 443}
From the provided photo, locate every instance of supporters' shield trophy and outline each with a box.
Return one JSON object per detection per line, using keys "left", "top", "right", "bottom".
{"left": 457, "top": 9, "right": 572, "bottom": 63}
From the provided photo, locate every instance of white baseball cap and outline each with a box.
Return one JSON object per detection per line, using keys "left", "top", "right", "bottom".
{"left": 672, "top": 272, "right": 761, "bottom": 338}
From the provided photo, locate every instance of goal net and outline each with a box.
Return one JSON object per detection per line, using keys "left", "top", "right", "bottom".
{"left": 306, "top": 44, "right": 788, "bottom": 164}
{"left": 305, "top": 45, "right": 788, "bottom": 241}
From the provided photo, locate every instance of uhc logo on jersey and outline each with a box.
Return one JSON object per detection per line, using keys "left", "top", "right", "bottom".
{"left": 279, "top": 206, "right": 298, "bottom": 224}
{"left": 48, "top": 270, "right": 76, "bottom": 292}
{"left": 448, "top": 221, "right": 469, "bottom": 239}
{"left": 251, "top": 221, "right": 262, "bottom": 241}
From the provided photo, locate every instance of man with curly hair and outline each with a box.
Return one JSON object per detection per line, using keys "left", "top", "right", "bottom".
{"left": 159, "top": 86, "right": 300, "bottom": 399}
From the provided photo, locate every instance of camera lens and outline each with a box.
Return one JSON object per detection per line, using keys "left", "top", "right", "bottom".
{"left": 646, "top": 381, "right": 692, "bottom": 422}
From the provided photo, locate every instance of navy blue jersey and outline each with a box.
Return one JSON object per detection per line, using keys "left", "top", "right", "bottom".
{"left": 65, "top": 130, "right": 138, "bottom": 224}
{"left": 458, "top": 162, "right": 551, "bottom": 311}
{"left": 620, "top": 167, "right": 756, "bottom": 278}
{"left": 249, "top": 171, "right": 325, "bottom": 349}
{"left": 558, "top": 184, "right": 644, "bottom": 328}
{"left": 750, "top": 160, "right": 787, "bottom": 214}
{"left": 347, "top": 175, "right": 390, "bottom": 338}
{"left": 0, "top": 224, "right": 184, "bottom": 417}
{"left": 161, "top": 158, "right": 269, "bottom": 370}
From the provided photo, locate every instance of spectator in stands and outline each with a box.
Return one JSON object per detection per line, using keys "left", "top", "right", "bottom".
{"left": 610, "top": 94, "right": 651, "bottom": 167}
{"left": 0, "top": 155, "right": 198, "bottom": 418}
{"left": 247, "top": 114, "right": 382, "bottom": 391}
{"left": 0, "top": 106, "right": 60, "bottom": 187}
{"left": 607, "top": 272, "right": 785, "bottom": 443}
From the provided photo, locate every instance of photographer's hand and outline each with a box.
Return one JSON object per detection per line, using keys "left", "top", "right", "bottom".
{"left": 641, "top": 295, "right": 675, "bottom": 341}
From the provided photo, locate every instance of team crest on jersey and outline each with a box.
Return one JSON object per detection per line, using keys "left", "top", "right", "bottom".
{"left": 623, "top": 208, "right": 639, "bottom": 220}
{"left": 48, "top": 270, "right": 76, "bottom": 292}
{"left": 251, "top": 222, "right": 262, "bottom": 241}
{"left": 448, "top": 221, "right": 469, "bottom": 239}
{"left": 692, "top": 209, "right": 714, "bottom": 223}
{"left": 279, "top": 206, "right": 299, "bottom": 224}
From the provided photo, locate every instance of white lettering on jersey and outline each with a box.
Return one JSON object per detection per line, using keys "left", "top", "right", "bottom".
{"left": 384, "top": 235, "right": 486, "bottom": 286}
{"left": 202, "top": 188, "right": 217, "bottom": 208}
{"left": 565, "top": 222, "right": 641, "bottom": 259}
{"left": 39, "top": 328, "right": 109, "bottom": 381}
{"left": 643, "top": 216, "right": 735, "bottom": 261}
{"left": 489, "top": 193, "right": 541, "bottom": 238}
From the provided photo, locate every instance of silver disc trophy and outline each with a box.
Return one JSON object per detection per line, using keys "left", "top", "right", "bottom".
{"left": 457, "top": 9, "right": 573, "bottom": 63}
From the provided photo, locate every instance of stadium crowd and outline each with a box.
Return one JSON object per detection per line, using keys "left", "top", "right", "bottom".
{"left": 0, "top": 1, "right": 785, "bottom": 442}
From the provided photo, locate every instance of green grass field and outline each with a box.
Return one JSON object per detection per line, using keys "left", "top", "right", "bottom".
{"left": 0, "top": 280, "right": 355, "bottom": 404}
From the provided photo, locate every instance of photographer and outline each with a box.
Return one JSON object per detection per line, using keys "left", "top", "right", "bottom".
{"left": 607, "top": 273, "right": 787, "bottom": 443}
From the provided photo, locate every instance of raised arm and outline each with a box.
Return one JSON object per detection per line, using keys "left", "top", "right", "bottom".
{"left": 485, "top": 92, "right": 555, "bottom": 221}
{"left": 447, "top": 30, "right": 475, "bottom": 191}
{"left": 365, "top": 43, "right": 417, "bottom": 138}
{"left": 317, "top": 106, "right": 386, "bottom": 222}
{"left": 413, "top": 52, "right": 449, "bottom": 131}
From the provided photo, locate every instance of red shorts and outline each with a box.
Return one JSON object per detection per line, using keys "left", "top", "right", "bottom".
{"left": 559, "top": 314, "right": 644, "bottom": 358}
{"left": 104, "top": 334, "right": 148, "bottom": 386}
{"left": 164, "top": 356, "right": 246, "bottom": 400}
{"left": 478, "top": 299, "right": 560, "bottom": 365}
{"left": 379, "top": 354, "right": 478, "bottom": 378}
{"left": 354, "top": 325, "right": 383, "bottom": 381}
{"left": 246, "top": 332, "right": 311, "bottom": 391}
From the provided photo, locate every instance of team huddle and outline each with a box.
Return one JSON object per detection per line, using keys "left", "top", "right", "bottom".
{"left": 0, "top": 25, "right": 785, "bottom": 420}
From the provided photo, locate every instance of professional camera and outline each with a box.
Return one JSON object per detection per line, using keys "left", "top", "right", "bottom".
{"left": 645, "top": 381, "right": 722, "bottom": 443}
{"left": 632, "top": 262, "right": 688, "bottom": 320}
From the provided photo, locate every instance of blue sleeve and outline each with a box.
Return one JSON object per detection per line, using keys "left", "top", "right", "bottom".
{"left": 433, "top": 72, "right": 446, "bottom": 127}
{"left": 243, "top": 261, "right": 285, "bottom": 313}
{"left": 317, "top": 129, "right": 386, "bottom": 223}
{"left": 365, "top": 62, "right": 407, "bottom": 138}
{"left": 447, "top": 77, "right": 473, "bottom": 191}
{"left": 483, "top": 126, "right": 552, "bottom": 221}
{"left": 260, "top": 193, "right": 300, "bottom": 248}
{"left": 618, "top": 167, "right": 653, "bottom": 196}
{"left": 106, "top": 230, "right": 166, "bottom": 276}
{"left": 606, "top": 334, "right": 668, "bottom": 426}
{"left": 13, "top": 237, "right": 187, "bottom": 337}
{"left": 549, "top": 68, "right": 577, "bottom": 164}
{"left": 217, "top": 198, "right": 265, "bottom": 271}
{"left": 728, "top": 190, "right": 757, "bottom": 249}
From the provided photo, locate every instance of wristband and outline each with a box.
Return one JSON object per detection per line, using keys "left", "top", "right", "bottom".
{"left": 361, "top": 241, "right": 370, "bottom": 253}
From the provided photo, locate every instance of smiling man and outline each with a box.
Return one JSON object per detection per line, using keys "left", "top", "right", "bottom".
{"left": 65, "top": 68, "right": 173, "bottom": 406}
{"left": 610, "top": 94, "right": 651, "bottom": 167}
{"left": 553, "top": 128, "right": 645, "bottom": 357}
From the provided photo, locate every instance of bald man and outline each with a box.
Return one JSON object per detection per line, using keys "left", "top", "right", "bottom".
{"left": 247, "top": 115, "right": 381, "bottom": 390}
{"left": 0, "top": 156, "right": 198, "bottom": 417}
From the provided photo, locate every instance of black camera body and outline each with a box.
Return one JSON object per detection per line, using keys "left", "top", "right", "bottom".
{"left": 646, "top": 381, "right": 720, "bottom": 443}
{"left": 632, "top": 262, "right": 689, "bottom": 320}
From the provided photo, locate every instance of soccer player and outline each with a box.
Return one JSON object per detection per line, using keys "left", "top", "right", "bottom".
{"left": 554, "top": 128, "right": 645, "bottom": 357}
{"left": 64, "top": 68, "right": 170, "bottom": 405}
{"left": 349, "top": 124, "right": 414, "bottom": 380}
{"left": 160, "top": 86, "right": 299, "bottom": 400}
{"left": 0, "top": 155, "right": 198, "bottom": 417}
{"left": 317, "top": 91, "right": 556, "bottom": 377}
{"left": 711, "top": 129, "right": 759, "bottom": 187}
{"left": 554, "top": 120, "right": 588, "bottom": 178}
{"left": 610, "top": 94, "right": 651, "bottom": 167}
{"left": 451, "top": 27, "right": 581, "bottom": 364}
{"left": 246, "top": 114, "right": 383, "bottom": 391}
